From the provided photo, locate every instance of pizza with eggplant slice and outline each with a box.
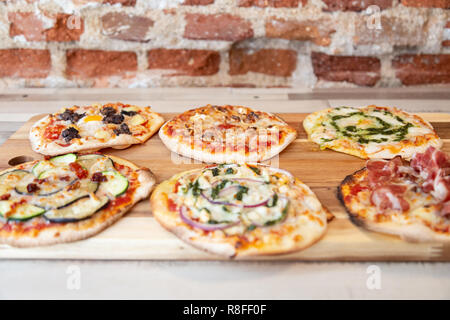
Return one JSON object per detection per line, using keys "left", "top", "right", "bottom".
{"left": 0, "top": 153, "right": 155, "bottom": 247}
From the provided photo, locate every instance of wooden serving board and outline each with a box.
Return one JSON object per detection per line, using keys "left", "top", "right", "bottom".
{"left": 0, "top": 113, "right": 449, "bottom": 261}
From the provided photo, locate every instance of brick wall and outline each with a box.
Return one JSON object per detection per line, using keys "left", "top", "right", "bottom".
{"left": 0, "top": 0, "right": 449, "bottom": 88}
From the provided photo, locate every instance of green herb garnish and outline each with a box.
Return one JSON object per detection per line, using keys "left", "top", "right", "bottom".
{"left": 225, "top": 168, "right": 234, "bottom": 174}
{"left": 211, "top": 180, "right": 229, "bottom": 199}
{"left": 191, "top": 180, "right": 201, "bottom": 197}
{"left": 211, "top": 168, "right": 220, "bottom": 176}
{"left": 265, "top": 202, "right": 289, "bottom": 226}
{"left": 248, "top": 165, "right": 261, "bottom": 175}
{"left": 235, "top": 185, "right": 249, "bottom": 201}
{"left": 266, "top": 193, "right": 278, "bottom": 208}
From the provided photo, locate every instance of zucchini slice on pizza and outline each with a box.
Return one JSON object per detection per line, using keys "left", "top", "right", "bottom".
{"left": 303, "top": 105, "right": 442, "bottom": 160}
{"left": 338, "top": 147, "right": 450, "bottom": 242}
{"left": 151, "top": 163, "right": 329, "bottom": 258}
{"left": 0, "top": 153, "right": 155, "bottom": 247}
{"left": 30, "top": 102, "right": 164, "bottom": 156}
{"left": 159, "top": 105, "right": 297, "bottom": 163}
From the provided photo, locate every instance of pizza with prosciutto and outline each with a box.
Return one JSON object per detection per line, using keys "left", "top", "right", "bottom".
{"left": 339, "top": 147, "right": 450, "bottom": 242}
{"left": 159, "top": 105, "right": 297, "bottom": 163}
{"left": 303, "top": 105, "right": 442, "bottom": 160}
{"left": 0, "top": 153, "right": 155, "bottom": 247}
{"left": 151, "top": 163, "right": 329, "bottom": 258}
{"left": 30, "top": 102, "right": 164, "bottom": 156}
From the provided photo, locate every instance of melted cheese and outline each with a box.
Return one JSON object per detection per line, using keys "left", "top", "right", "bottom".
{"left": 176, "top": 164, "right": 291, "bottom": 228}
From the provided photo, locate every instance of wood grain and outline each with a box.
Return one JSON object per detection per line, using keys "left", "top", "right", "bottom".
{"left": 0, "top": 113, "right": 449, "bottom": 261}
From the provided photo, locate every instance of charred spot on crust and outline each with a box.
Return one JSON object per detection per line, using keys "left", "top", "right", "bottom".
{"left": 103, "top": 113, "right": 124, "bottom": 124}
{"left": 347, "top": 211, "right": 368, "bottom": 228}
{"left": 214, "top": 106, "right": 229, "bottom": 113}
{"left": 57, "top": 109, "right": 85, "bottom": 123}
{"left": 61, "top": 127, "right": 81, "bottom": 142}
{"left": 337, "top": 168, "right": 369, "bottom": 229}
{"left": 113, "top": 123, "right": 132, "bottom": 136}
{"left": 121, "top": 110, "right": 137, "bottom": 116}
{"left": 245, "top": 111, "right": 259, "bottom": 123}
{"left": 100, "top": 106, "right": 116, "bottom": 117}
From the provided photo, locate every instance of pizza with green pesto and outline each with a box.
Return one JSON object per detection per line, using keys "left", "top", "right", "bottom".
{"left": 303, "top": 105, "right": 442, "bottom": 160}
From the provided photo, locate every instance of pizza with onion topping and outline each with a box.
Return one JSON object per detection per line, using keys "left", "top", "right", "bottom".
{"left": 338, "top": 147, "right": 450, "bottom": 242}
{"left": 159, "top": 105, "right": 297, "bottom": 163}
{"left": 0, "top": 153, "right": 155, "bottom": 247}
{"left": 303, "top": 105, "right": 442, "bottom": 160}
{"left": 150, "top": 163, "right": 329, "bottom": 258}
{"left": 30, "top": 102, "right": 164, "bottom": 156}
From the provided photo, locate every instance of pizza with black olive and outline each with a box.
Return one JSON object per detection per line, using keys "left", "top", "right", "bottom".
{"left": 338, "top": 147, "right": 450, "bottom": 242}
{"left": 150, "top": 163, "right": 329, "bottom": 258}
{"left": 30, "top": 102, "right": 164, "bottom": 156}
{"left": 303, "top": 105, "right": 442, "bottom": 160}
{"left": 0, "top": 153, "right": 155, "bottom": 247}
{"left": 159, "top": 105, "right": 297, "bottom": 163}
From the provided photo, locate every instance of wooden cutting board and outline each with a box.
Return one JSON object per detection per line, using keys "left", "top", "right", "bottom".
{"left": 0, "top": 113, "right": 449, "bottom": 261}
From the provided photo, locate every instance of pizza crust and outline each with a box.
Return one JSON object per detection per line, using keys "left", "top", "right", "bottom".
{"left": 150, "top": 167, "right": 329, "bottom": 258}
{"left": 0, "top": 155, "right": 156, "bottom": 247}
{"left": 303, "top": 106, "right": 442, "bottom": 160}
{"left": 338, "top": 169, "right": 450, "bottom": 243}
{"left": 29, "top": 107, "right": 164, "bottom": 156}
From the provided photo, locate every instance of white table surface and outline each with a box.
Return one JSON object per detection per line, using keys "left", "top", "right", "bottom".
{"left": 0, "top": 87, "right": 449, "bottom": 300}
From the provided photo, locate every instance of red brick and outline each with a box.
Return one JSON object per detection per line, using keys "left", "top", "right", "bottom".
{"left": 101, "top": 12, "right": 153, "bottom": 42}
{"left": 184, "top": 13, "right": 253, "bottom": 41}
{"left": 46, "top": 14, "right": 84, "bottom": 42}
{"left": 8, "top": 12, "right": 46, "bottom": 41}
{"left": 401, "top": 0, "right": 450, "bottom": 8}
{"left": 392, "top": 54, "right": 450, "bottom": 85}
{"left": 265, "top": 17, "right": 335, "bottom": 46}
{"left": 229, "top": 48, "right": 297, "bottom": 77}
{"left": 237, "top": 0, "right": 306, "bottom": 7}
{"left": 311, "top": 52, "right": 380, "bottom": 86}
{"left": 66, "top": 50, "right": 137, "bottom": 79}
{"left": 322, "top": 0, "right": 393, "bottom": 11}
{"left": 0, "top": 49, "right": 51, "bottom": 78}
{"left": 103, "top": 0, "right": 136, "bottom": 5}
{"left": 183, "top": 0, "right": 214, "bottom": 4}
{"left": 9, "top": 12, "right": 84, "bottom": 42}
{"left": 147, "top": 49, "right": 220, "bottom": 76}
